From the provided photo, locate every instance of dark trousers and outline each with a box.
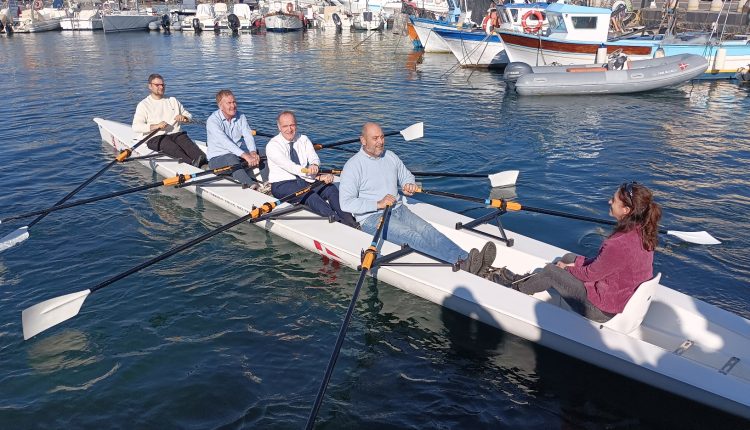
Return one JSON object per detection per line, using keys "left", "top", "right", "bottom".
{"left": 208, "top": 153, "right": 258, "bottom": 186}
{"left": 518, "top": 253, "right": 614, "bottom": 323}
{"left": 271, "top": 178, "right": 357, "bottom": 227}
{"left": 147, "top": 132, "right": 206, "bottom": 167}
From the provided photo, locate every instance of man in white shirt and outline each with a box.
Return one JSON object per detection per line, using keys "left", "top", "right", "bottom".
{"left": 266, "top": 111, "right": 357, "bottom": 227}
{"left": 132, "top": 74, "right": 207, "bottom": 167}
{"left": 206, "top": 89, "right": 262, "bottom": 187}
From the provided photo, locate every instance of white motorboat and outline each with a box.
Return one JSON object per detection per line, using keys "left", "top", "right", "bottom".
{"left": 60, "top": 8, "right": 103, "bottom": 30}
{"left": 101, "top": 0, "right": 158, "bottom": 33}
{"left": 13, "top": 5, "right": 63, "bottom": 32}
{"left": 36, "top": 117, "right": 745, "bottom": 421}
{"left": 264, "top": 2, "right": 304, "bottom": 32}
{"left": 351, "top": 9, "right": 383, "bottom": 31}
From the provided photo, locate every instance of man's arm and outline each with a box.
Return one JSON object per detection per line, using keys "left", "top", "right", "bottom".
{"left": 132, "top": 101, "right": 152, "bottom": 134}
{"left": 238, "top": 114, "right": 257, "bottom": 153}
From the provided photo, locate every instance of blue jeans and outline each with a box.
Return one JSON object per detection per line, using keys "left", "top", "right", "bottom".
{"left": 360, "top": 205, "right": 468, "bottom": 264}
{"left": 208, "top": 153, "right": 257, "bottom": 186}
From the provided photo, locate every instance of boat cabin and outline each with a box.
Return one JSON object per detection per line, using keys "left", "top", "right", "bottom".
{"left": 543, "top": 3, "right": 612, "bottom": 42}
{"left": 496, "top": 2, "right": 549, "bottom": 33}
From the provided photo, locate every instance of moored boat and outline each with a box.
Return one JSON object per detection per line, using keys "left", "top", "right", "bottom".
{"left": 83, "top": 117, "right": 750, "bottom": 420}
{"left": 504, "top": 53, "right": 709, "bottom": 96}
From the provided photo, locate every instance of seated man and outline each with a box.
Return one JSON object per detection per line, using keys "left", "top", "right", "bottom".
{"left": 339, "top": 122, "right": 495, "bottom": 274}
{"left": 206, "top": 89, "right": 261, "bottom": 187}
{"left": 132, "top": 73, "right": 207, "bottom": 167}
{"left": 266, "top": 111, "right": 358, "bottom": 227}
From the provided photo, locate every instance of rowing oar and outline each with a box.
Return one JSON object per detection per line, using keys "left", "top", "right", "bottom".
{"left": 0, "top": 128, "right": 161, "bottom": 253}
{"left": 312, "top": 122, "right": 423, "bottom": 151}
{"left": 305, "top": 204, "right": 393, "bottom": 430}
{"left": 0, "top": 163, "right": 246, "bottom": 223}
{"left": 416, "top": 188, "right": 721, "bottom": 245}
{"left": 304, "top": 167, "right": 519, "bottom": 188}
{"left": 21, "top": 180, "right": 324, "bottom": 340}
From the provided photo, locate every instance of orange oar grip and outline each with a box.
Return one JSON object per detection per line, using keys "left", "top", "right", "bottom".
{"left": 361, "top": 247, "right": 377, "bottom": 270}
{"left": 162, "top": 175, "right": 185, "bottom": 186}
{"left": 313, "top": 144, "right": 323, "bottom": 150}
{"left": 116, "top": 149, "right": 132, "bottom": 162}
{"left": 506, "top": 202, "right": 522, "bottom": 211}
{"left": 252, "top": 130, "right": 257, "bottom": 136}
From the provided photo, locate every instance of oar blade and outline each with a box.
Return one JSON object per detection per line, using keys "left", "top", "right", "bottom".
{"left": 488, "top": 170, "right": 519, "bottom": 188}
{"left": 667, "top": 230, "right": 721, "bottom": 245}
{"left": 22, "top": 289, "right": 91, "bottom": 340}
{"left": 399, "top": 122, "right": 424, "bottom": 141}
{"left": 0, "top": 226, "right": 30, "bottom": 253}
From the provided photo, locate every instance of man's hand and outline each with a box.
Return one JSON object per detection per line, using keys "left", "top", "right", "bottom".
{"left": 316, "top": 173, "right": 334, "bottom": 184}
{"left": 402, "top": 183, "right": 419, "bottom": 196}
{"left": 556, "top": 261, "right": 574, "bottom": 269}
{"left": 174, "top": 115, "right": 189, "bottom": 123}
{"left": 306, "top": 164, "right": 319, "bottom": 175}
{"left": 241, "top": 151, "right": 260, "bottom": 167}
{"left": 151, "top": 121, "right": 169, "bottom": 131}
{"left": 377, "top": 194, "right": 397, "bottom": 209}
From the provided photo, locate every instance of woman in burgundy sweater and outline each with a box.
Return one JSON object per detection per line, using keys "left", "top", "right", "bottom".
{"left": 491, "top": 182, "right": 662, "bottom": 322}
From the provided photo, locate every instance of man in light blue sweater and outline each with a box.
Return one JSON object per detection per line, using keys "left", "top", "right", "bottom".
{"left": 339, "top": 122, "right": 495, "bottom": 274}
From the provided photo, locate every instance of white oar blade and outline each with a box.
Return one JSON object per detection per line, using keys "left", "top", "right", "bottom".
{"left": 399, "top": 122, "right": 424, "bottom": 141}
{"left": 488, "top": 170, "right": 519, "bottom": 188}
{"left": 0, "top": 226, "right": 30, "bottom": 253}
{"left": 667, "top": 230, "right": 721, "bottom": 245}
{"left": 22, "top": 289, "right": 91, "bottom": 340}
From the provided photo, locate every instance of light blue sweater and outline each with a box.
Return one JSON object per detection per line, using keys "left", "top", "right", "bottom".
{"left": 339, "top": 148, "right": 416, "bottom": 223}
{"left": 206, "top": 109, "right": 257, "bottom": 160}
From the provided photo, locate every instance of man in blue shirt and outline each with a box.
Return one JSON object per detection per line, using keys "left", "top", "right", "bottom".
{"left": 206, "top": 89, "right": 261, "bottom": 187}
{"left": 339, "top": 122, "right": 495, "bottom": 274}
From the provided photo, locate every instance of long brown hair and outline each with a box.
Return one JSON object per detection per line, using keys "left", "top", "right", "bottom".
{"left": 613, "top": 182, "right": 662, "bottom": 251}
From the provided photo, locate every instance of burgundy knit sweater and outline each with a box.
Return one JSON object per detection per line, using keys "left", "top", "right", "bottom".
{"left": 566, "top": 227, "right": 654, "bottom": 314}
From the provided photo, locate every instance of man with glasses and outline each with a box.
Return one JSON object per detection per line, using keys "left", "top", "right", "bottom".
{"left": 132, "top": 73, "right": 207, "bottom": 168}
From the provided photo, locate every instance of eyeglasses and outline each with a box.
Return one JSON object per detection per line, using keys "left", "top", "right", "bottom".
{"left": 150, "top": 83, "right": 165, "bottom": 87}
{"left": 621, "top": 181, "right": 638, "bottom": 204}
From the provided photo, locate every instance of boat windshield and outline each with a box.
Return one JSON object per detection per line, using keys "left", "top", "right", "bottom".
{"left": 547, "top": 12, "right": 566, "bottom": 33}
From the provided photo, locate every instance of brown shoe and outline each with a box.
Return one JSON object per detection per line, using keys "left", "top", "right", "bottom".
{"left": 489, "top": 266, "right": 525, "bottom": 289}
{"left": 477, "top": 242, "right": 497, "bottom": 275}
{"left": 457, "top": 248, "right": 482, "bottom": 274}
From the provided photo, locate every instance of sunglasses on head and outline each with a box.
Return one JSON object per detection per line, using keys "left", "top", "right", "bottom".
{"left": 621, "top": 181, "right": 638, "bottom": 203}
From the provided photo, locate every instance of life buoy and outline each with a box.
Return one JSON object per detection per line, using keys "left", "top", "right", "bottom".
{"left": 33, "top": 0, "right": 44, "bottom": 10}
{"left": 286, "top": 2, "right": 293, "bottom": 13}
{"left": 521, "top": 10, "right": 543, "bottom": 33}
{"left": 481, "top": 11, "right": 499, "bottom": 34}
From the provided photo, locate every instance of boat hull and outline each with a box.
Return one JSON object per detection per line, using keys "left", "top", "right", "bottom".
{"left": 60, "top": 17, "right": 103, "bottom": 30}
{"left": 512, "top": 53, "right": 709, "bottom": 95}
{"left": 102, "top": 13, "right": 159, "bottom": 33}
{"left": 434, "top": 27, "right": 507, "bottom": 68}
{"left": 94, "top": 117, "right": 750, "bottom": 420}
{"left": 409, "top": 17, "right": 453, "bottom": 53}
{"left": 264, "top": 13, "right": 303, "bottom": 32}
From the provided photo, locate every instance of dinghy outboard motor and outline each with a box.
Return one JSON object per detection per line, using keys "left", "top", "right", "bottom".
{"left": 161, "top": 14, "right": 170, "bottom": 33}
{"left": 332, "top": 12, "right": 342, "bottom": 33}
{"left": 192, "top": 17, "right": 202, "bottom": 32}
{"left": 228, "top": 13, "right": 240, "bottom": 34}
{"left": 503, "top": 62, "right": 533, "bottom": 91}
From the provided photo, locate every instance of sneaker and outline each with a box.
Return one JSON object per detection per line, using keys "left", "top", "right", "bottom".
{"left": 477, "top": 242, "right": 497, "bottom": 275}
{"left": 257, "top": 181, "right": 273, "bottom": 195}
{"left": 488, "top": 266, "right": 524, "bottom": 288}
{"left": 458, "top": 248, "right": 482, "bottom": 275}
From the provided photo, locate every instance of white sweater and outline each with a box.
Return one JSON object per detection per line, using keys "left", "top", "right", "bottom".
{"left": 132, "top": 96, "right": 192, "bottom": 139}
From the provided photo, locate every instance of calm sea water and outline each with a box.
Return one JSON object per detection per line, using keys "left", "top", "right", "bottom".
{"left": 1, "top": 29, "right": 749, "bottom": 429}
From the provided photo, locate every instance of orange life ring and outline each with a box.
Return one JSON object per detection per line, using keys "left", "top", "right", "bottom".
{"left": 481, "top": 11, "right": 499, "bottom": 33}
{"left": 33, "top": 0, "right": 44, "bottom": 10}
{"left": 286, "top": 2, "right": 293, "bottom": 13}
{"left": 521, "top": 10, "right": 543, "bottom": 33}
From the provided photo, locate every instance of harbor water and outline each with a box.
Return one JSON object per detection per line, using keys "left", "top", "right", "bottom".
{"left": 1, "top": 30, "right": 749, "bottom": 428}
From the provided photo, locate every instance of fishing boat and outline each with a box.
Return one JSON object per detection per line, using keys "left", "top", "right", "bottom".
{"left": 19, "top": 117, "right": 750, "bottom": 420}
{"left": 497, "top": 3, "right": 750, "bottom": 79}
{"left": 431, "top": 3, "right": 548, "bottom": 68}
{"left": 13, "top": 1, "right": 64, "bottom": 32}
{"left": 407, "top": 0, "right": 466, "bottom": 53}
{"left": 264, "top": 1, "right": 304, "bottom": 32}
{"left": 60, "top": 7, "right": 103, "bottom": 30}
{"left": 504, "top": 53, "right": 709, "bottom": 96}
{"left": 101, "top": 0, "right": 159, "bottom": 32}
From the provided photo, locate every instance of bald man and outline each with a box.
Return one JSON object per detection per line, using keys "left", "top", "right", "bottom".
{"left": 339, "top": 122, "right": 495, "bottom": 275}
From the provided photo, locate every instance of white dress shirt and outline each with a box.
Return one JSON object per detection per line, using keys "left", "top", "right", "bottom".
{"left": 266, "top": 133, "right": 320, "bottom": 183}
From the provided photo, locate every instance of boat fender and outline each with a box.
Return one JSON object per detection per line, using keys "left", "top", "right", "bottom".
{"left": 286, "top": 2, "right": 293, "bottom": 13}
{"left": 161, "top": 14, "right": 170, "bottom": 29}
{"left": 332, "top": 12, "right": 341, "bottom": 26}
{"left": 228, "top": 13, "right": 240, "bottom": 31}
{"left": 521, "top": 10, "right": 543, "bottom": 34}
{"left": 213, "top": 20, "right": 220, "bottom": 32}
{"left": 192, "top": 18, "right": 201, "bottom": 31}
{"left": 0, "top": 18, "right": 4, "bottom": 33}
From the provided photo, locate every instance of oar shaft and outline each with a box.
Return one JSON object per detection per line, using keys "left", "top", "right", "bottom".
{"left": 411, "top": 171, "right": 486, "bottom": 179}
{"left": 306, "top": 205, "right": 393, "bottom": 429}
{"left": 26, "top": 129, "right": 159, "bottom": 229}
{"left": 516, "top": 204, "right": 670, "bottom": 235}
{"left": 314, "top": 130, "right": 399, "bottom": 150}
{"left": 418, "top": 189, "right": 485, "bottom": 204}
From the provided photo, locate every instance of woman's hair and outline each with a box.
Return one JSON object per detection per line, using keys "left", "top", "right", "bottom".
{"left": 613, "top": 182, "right": 662, "bottom": 251}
